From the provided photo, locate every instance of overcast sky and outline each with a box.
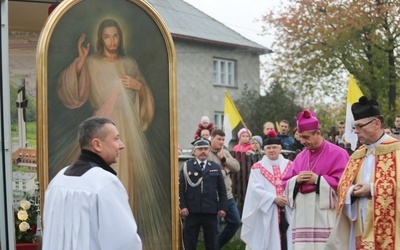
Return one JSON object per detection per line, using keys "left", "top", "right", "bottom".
{"left": 182, "top": 0, "right": 284, "bottom": 49}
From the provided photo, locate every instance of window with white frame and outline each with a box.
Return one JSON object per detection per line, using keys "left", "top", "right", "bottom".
{"left": 214, "top": 112, "right": 224, "bottom": 130}
{"left": 213, "top": 58, "right": 236, "bottom": 86}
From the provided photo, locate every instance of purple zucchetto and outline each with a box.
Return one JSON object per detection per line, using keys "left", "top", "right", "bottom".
{"left": 296, "top": 109, "right": 320, "bottom": 133}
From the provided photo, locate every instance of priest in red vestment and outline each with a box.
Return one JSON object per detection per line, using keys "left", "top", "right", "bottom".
{"left": 326, "top": 96, "right": 400, "bottom": 250}
{"left": 241, "top": 130, "right": 293, "bottom": 250}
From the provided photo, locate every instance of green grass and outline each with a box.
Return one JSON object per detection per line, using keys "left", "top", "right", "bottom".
{"left": 12, "top": 166, "right": 31, "bottom": 172}
{"left": 196, "top": 239, "right": 245, "bottom": 250}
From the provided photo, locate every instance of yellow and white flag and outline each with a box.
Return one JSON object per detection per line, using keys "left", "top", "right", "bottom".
{"left": 223, "top": 92, "right": 242, "bottom": 147}
{"left": 345, "top": 74, "right": 363, "bottom": 150}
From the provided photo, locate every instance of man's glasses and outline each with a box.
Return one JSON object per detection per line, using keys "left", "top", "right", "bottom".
{"left": 352, "top": 119, "right": 376, "bottom": 130}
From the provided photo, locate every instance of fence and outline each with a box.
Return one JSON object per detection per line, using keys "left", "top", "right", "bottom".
{"left": 230, "top": 150, "right": 296, "bottom": 215}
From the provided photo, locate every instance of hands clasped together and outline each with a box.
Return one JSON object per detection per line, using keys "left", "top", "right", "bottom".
{"left": 274, "top": 195, "right": 287, "bottom": 207}
{"left": 352, "top": 183, "right": 372, "bottom": 198}
{"left": 296, "top": 170, "right": 318, "bottom": 185}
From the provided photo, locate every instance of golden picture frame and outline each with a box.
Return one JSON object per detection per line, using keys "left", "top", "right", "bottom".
{"left": 36, "top": 0, "right": 179, "bottom": 249}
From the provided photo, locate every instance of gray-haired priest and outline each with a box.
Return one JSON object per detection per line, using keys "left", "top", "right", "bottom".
{"left": 326, "top": 96, "right": 400, "bottom": 249}
{"left": 241, "top": 130, "right": 293, "bottom": 250}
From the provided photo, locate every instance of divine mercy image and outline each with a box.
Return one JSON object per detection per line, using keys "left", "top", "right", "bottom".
{"left": 44, "top": 9, "right": 172, "bottom": 248}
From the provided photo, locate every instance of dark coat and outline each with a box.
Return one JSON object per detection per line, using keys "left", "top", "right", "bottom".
{"left": 179, "top": 158, "right": 227, "bottom": 214}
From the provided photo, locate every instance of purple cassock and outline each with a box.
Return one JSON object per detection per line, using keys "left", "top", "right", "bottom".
{"left": 282, "top": 139, "right": 349, "bottom": 193}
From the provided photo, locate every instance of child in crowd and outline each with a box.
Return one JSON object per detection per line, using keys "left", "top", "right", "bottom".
{"left": 233, "top": 128, "right": 253, "bottom": 153}
{"left": 246, "top": 135, "right": 264, "bottom": 162}
{"left": 193, "top": 116, "right": 214, "bottom": 140}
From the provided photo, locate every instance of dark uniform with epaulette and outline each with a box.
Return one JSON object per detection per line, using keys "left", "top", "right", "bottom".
{"left": 179, "top": 152, "right": 227, "bottom": 250}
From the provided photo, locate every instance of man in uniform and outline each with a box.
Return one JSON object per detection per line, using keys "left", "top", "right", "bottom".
{"left": 283, "top": 110, "right": 349, "bottom": 249}
{"left": 326, "top": 96, "right": 400, "bottom": 249}
{"left": 179, "top": 139, "right": 227, "bottom": 250}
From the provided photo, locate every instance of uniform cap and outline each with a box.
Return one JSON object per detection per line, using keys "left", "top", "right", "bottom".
{"left": 191, "top": 138, "right": 210, "bottom": 149}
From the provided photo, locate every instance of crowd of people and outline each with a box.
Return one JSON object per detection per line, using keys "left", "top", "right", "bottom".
{"left": 180, "top": 96, "right": 400, "bottom": 249}
{"left": 40, "top": 95, "right": 400, "bottom": 250}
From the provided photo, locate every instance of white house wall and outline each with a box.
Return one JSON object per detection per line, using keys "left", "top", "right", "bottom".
{"left": 175, "top": 39, "right": 261, "bottom": 149}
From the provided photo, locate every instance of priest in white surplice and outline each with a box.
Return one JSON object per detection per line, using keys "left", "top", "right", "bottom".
{"left": 241, "top": 130, "right": 293, "bottom": 250}
{"left": 43, "top": 117, "right": 142, "bottom": 250}
{"left": 283, "top": 110, "right": 349, "bottom": 250}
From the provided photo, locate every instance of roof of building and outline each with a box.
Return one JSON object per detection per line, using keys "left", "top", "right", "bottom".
{"left": 12, "top": 148, "right": 36, "bottom": 156}
{"left": 148, "top": 0, "right": 271, "bottom": 54}
{"left": 9, "top": 1, "right": 270, "bottom": 53}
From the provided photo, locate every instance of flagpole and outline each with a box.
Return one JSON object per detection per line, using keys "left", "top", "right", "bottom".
{"left": 240, "top": 119, "right": 250, "bottom": 134}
